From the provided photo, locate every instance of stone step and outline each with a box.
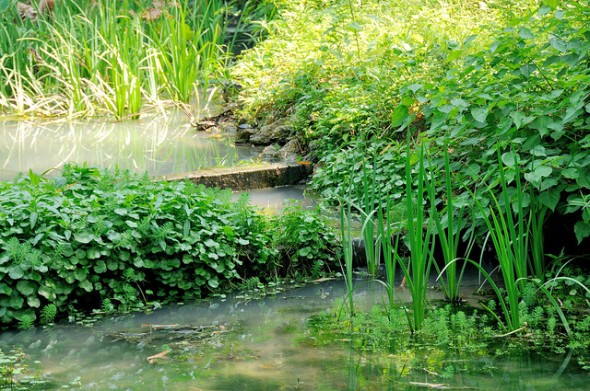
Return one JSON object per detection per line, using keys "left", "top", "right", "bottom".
{"left": 162, "top": 162, "right": 313, "bottom": 191}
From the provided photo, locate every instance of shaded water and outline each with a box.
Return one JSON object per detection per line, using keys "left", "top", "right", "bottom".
{"left": 0, "top": 111, "right": 262, "bottom": 182}
{"left": 0, "top": 280, "right": 586, "bottom": 390}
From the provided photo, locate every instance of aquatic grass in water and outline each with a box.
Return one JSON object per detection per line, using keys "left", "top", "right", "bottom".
{"left": 375, "top": 190, "right": 400, "bottom": 316}
{"left": 356, "top": 160, "right": 380, "bottom": 276}
{"left": 0, "top": 0, "right": 246, "bottom": 118}
{"left": 462, "top": 151, "right": 558, "bottom": 331}
{"left": 339, "top": 197, "right": 356, "bottom": 317}
{"left": 396, "top": 144, "right": 435, "bottom": 332}
{"left": 424, "top": 147, "right": 472, "bottom": 302}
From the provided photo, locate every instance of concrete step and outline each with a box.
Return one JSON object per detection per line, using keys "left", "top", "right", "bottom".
{"left": 162, "top": 162, "right": 313, "bottom": 191}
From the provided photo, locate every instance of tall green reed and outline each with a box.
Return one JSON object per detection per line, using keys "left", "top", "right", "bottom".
{"left": 462, "top": 151, "right": 550, "bottom": 331}
{"left": 357, "top": 161, "right": 379, "bottom": 276}
{"left": 0, "top": 0, "right": 240, "bottom": 118}
{"left": 396, "top": 144, "right": 435, "bottom": 332}
{"left": 376, "top": 190, "right": 400, "bottom": 316}
{"left": 424, "top": 147, "right": 472, "bottom": 302}
{"left": 339, "top": 196, "right": 355, "bottom": 318}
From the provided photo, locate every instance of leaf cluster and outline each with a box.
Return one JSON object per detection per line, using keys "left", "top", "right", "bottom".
{"left": 0, "top": 164, "right": 276, "bottom": 326}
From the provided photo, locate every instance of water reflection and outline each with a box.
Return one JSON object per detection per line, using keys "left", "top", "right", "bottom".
{"left": 0, "top": 280, "right": 587, "bottom": 390}
{"left": 0, "top": 112, "right": 262, "bottom": 181}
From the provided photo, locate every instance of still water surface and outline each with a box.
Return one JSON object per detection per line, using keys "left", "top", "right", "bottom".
{"left": 0, "top": 280, "right": 586, "bottom": 390}
{"left": 0, "top": 112, "right": 261, "bottom": 182}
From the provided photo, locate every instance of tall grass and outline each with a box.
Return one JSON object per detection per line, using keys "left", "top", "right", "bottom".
{"left": 339, "top": 197, "right": 355, "bottom": 318}
{"left": 464, "top": 151, "right": 550, "bottom": 331}
{"left": 396, "top": 144, "right": 435, "bottom": 332}
{"left": 425, "top": 148, "right": 472, "bottom": 302}
{"left": 376, "top": 190, "right": 400, "bottom": 316}
{"left": 356, "top": 161, "right": 379, "bottom": 276}
{"left": 0, "top": 0, "right": 243, "bottom": 118}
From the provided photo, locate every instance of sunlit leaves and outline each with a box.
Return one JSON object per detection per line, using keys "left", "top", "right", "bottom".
{"left": 0, "top": 164, "right": 281, "bottom": 326}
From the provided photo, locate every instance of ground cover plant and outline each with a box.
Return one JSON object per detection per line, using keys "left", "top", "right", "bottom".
{"left": 0, "top": 164, "right": 340, "bottom": 328}
{"left": 0, "top": 0, "right": 276, "bottom": 118}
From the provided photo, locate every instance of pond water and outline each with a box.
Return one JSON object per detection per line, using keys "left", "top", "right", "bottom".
{"left": 0, "top": 279, "right": 586, "bottom": 390}
{"left": 0, "top": 111, "right": 262, "bottom": 182}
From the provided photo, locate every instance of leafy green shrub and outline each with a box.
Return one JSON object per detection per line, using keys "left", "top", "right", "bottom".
{"left": 0, "top": 165, "right": 276, "bottom": 326}
{"left": 247, "top": 0, "right": 590, "bottom": 257}
{"left": 270, "top": 205, "right": 340, "bottom": 279}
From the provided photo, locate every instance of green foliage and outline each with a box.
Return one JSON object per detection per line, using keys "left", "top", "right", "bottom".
{"left": 270, "top": 204, "right": 340, "bottom": 279}
{"left": 40, "top": 303, "right": 57, "bottom": 324}
{"left": 0, "top": 0, "right": 276, "bottom": 118}
{"left": 0, "top": 164, "right": 277, "bottom": 326}
{"left": 237, "top": 0, "right": 590, "bottom": 255}
{"left": 0, "top": 164, "right": 343, "bottom": 327}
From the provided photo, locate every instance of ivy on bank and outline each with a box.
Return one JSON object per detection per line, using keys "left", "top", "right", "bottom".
{"left": 0, "top": 165, "right": 340, "bottom": 328}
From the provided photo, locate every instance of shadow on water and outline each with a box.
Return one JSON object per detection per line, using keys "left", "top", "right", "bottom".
{"left": 0, "top": 111, "right": 262, "bottom": 181}
{"left": 0, "top": 279, "right": 587, "bottom": 390}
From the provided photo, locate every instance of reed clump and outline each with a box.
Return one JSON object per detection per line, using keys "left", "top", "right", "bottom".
{"left": 0, "top": 0, "right": 266, "bottom": 119}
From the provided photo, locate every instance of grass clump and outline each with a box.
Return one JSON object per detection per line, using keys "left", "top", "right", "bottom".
{"left": 0, "top": 0, "right": 277, "bottom": 118}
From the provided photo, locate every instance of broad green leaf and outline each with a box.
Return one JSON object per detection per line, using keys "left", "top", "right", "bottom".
{"left": 27, "top": 295, "right": 41, "bottom": 308}
{"left": 126, "top": 220, "right": 138, "bottom": 228}
{"left": 561, "top": 168, "right": 578, "bottom": 179}
{"left": 207, "top": 278, "right": 219, "bottom": 289}
{"left": 9, "top": 295, "right": 24, "bottom": 309}
{"left": 30, "top": 212, "right": 38, "bottom": 229}
{"left": 16, "top": 280, "right": 36, "bottom": 296}
{"left": 540, "top": 178, "right": 558, "bottom": 191}
{"left": 204, "top": 238, "right": 218, "bottom": 248}
{"left": 538, "top": 5, "right": 552, "bottom": 15}
{"left": 74, "top": 231, "right": 94, "bottom": 244}
{"left": 38, "top": 285, "right": 56, "bottom": 301}
{"left": 538, "top": 189, "right": 560, "bottom": 211}
{"left": 114, "top": 208, "right": 128, "bottom": 216}
{"left": 471, "top": 107, "right": 488, "bottom": 123}
{"left": 391, "top": 105, "right": 409, "bottom": 128}
{"left": 530, "top": 145, "right": 546, "bottom": 157}
{"left": 450, "top": 98, "right": 469, "bottom": 109}
{"left": 87, "top": 248, "right": 101, "bottom": 259}
{"left": 510, "top": 111, "right": 534, "bottom": 129}
{"left": 549, "top": 37, "right": 567, "bottom": 53}
{"left": 518, "top": 27, "right": 534, "bottom": 39}
{"left": 79, "top": 280, "right": 93, "bottom": 292}
{"left": 107, "top": 230, "right": 121, "bottom": 242}
{"left": 94, "top": 260, "right": 107, "bottom": 274}
{"left": 524, "top": 166, "right": 553, "bottom": 183}
{"left": 8, "top": 266, "right": 24, "bottom": 280}
{"left": 574, "top": 221, "right": 590, "bottom": 244}
{"left": 346, "top": 22, "right": 363, "bottom": 32}
{"left": 73, "top": 268, "right": 87, "bottom": 281}
{"left": 0, "top": 283, "right": 12, "bottom": 296}
{"left": 501, "top": 151, "right": 520, "bottom": 167}
{"left": 519, "top": 64, "right": 536, "bottom": 77}
{"left": 107, "top": 259, "right": 119, "bottom": 271}
{"left": 563, "top": 106, "right": 583, "bottom": 124}
{"left": 0, "top": 0, "right": 11, "bottom": 13}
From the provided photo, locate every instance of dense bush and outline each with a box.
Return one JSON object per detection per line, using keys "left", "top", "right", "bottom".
{"left": 235, "top": 0, "right": 590, "bottom": 253}
{"left": 0, "top": 165, "right": 340, "bottom": 327}
{"left": 270, "top": 204, "right": 340, "bottom": 278}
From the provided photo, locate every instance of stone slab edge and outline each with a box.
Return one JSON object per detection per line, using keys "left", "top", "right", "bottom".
{"left": 161, "top": 163, "right": 313, "bottom": 191}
